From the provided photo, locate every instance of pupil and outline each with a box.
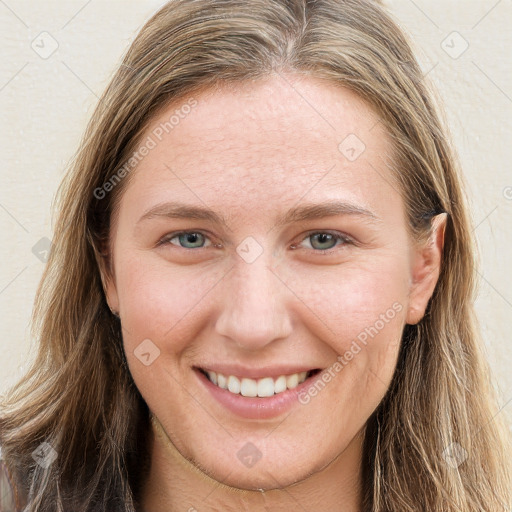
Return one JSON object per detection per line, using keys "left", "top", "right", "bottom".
{"left": 181, "top": 233, "right": 202, "bottom": 247}
{"left": 315, "top": 233, "right": 333, "bottom": 249}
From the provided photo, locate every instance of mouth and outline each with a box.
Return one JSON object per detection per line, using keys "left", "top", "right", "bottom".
{"left": 195, "top": 367, "right": 322, "bottom": 398}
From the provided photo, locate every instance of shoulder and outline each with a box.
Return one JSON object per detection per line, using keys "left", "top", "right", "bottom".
{"left": 0, "top": 447, "right": 20, "bottom": 512}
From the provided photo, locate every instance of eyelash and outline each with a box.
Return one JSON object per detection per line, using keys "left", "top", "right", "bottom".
{"left": 157, "top": 230, "right": 354, "bottom": 254}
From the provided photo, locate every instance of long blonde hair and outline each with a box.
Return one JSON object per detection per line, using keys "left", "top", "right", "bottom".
{"left": 1, "top": 0, "right": 511, "bottom": 510}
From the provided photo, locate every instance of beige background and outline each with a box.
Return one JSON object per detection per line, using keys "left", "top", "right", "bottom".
{"left": 1, "top": 1, "right": 511, "bottom": 430}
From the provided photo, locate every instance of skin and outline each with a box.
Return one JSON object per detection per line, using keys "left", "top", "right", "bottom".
{"left": 101, "top": 73, "right": 446, "bottom": 512}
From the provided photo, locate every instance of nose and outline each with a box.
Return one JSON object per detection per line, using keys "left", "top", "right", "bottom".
{"left": 214, "top": 251, "right": 293, "bottom": 351}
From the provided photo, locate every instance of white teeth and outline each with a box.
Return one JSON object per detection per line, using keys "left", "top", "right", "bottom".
{"left": 227, "top": 375, "right": 241, "bottom": 394}
{"left": 217, "top": 373, "right": 227, "bottom": 389}
{"left": 257, "top": 377, "right": 274, "bottom": 397}
{"left": 286, "top": 373, "right": 299, "bottom": 389}
{"left": 241, "top": 378, "right": 258, "bottom": 397}
{"left": 202, "top": 369, "right": 310, "bottom": 397}
{"left": 274, "top": 375, "right": 287, "bottom": 394}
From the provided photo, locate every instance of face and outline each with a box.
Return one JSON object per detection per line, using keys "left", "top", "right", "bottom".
{"left": 103, "top": 74, "right": 443, "bottom": 490}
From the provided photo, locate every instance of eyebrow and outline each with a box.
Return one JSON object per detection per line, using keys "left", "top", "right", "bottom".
{"left": 275, "top": 200, "right": 379, "bottom": 227}
{"left": 136, "top": 200, "right": 380, "bottom": 229}
{"left": 137, "top": 202, "right": 232, "bottom": 229}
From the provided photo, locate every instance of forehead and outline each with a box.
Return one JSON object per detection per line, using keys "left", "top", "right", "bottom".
{"left": 117, "top": 73, "right": 398, "bottom": 224}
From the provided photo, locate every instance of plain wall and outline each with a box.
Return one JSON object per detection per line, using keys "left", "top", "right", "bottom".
{"left": 1, "top": 1, "right": 511, "bottom": 430}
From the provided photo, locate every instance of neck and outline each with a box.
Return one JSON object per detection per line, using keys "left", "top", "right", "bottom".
{"left": 139, "top": 413, "right": 365, "bottom": 512}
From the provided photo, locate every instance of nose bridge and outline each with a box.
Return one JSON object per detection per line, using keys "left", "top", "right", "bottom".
{"left": 215, "top": 246, "right": 292, "bottom": 350}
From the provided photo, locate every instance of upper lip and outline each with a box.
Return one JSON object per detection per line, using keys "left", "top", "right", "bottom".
{"left": 195, "top": 364, "right": 321, "bottom": 380}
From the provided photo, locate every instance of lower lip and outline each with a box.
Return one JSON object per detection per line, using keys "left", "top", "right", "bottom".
{"left": 195, "top": 369, "right": 320, "bottom": 420}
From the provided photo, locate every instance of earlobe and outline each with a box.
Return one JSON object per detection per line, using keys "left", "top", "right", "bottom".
{"left": 406, "top": 213, "right": 448, "bottom": 325}
{"left": 102, "top": 269, "right": 120, "bottom": 314}
{"left": 95, "top": 244, "right": 120, "bottom": 315}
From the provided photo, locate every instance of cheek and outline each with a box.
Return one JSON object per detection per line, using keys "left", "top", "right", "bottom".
{"left": 287, "top": 255, "right": 408, "bottom": 397}
{"left": 281, "top": 252, "right": 410, "bottom": 339}
{"left": 116, "top": 254, "right": 228, "bottom": 349}
{"left": 116, "top": 256, "right": 220, "bottom": 411}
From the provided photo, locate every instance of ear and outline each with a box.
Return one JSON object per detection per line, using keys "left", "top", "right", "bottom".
{"left": 95, "top": 239, "right": 120, "bottom": 315}
{"left": 406, "top": 213, "right": 447, "bottom": 325}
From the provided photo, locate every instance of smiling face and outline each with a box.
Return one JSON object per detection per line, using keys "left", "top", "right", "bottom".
{"left": 102, "top": 73, "right": 444, "bottom": 492}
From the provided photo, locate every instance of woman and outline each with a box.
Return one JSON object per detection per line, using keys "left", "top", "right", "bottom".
{"left": 1, "top": 0, "right": 511, "bottom": 510}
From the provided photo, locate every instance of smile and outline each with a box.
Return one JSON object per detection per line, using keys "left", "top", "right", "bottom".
{"left": 198, "top": 368, "right": 321, "bottom": 397}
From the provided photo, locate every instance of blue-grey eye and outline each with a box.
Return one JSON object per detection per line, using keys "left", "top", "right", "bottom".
{"left": 165, "top": 232, "right": 209, "bottom": 249}
{"left": 309, "top": 233, "right": 338, "bottom": 250}
{"left": 298, "top": 232, "right": 352, "bottom": 252}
